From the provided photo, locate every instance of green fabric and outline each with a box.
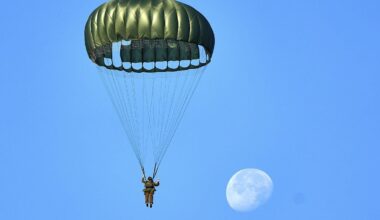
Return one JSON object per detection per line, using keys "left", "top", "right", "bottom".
{"left": 85, "top": 0, "right": 214, "bottom": 72}
{"left": 119, "top": 39, "right": 200, "bottom": 62}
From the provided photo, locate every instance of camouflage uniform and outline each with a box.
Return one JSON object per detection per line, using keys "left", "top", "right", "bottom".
{"left": 142, "top": 177, "right": 159, "bottom": 206}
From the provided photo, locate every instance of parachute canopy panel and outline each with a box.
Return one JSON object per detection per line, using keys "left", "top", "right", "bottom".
{"left": 85, "top": 0, "right": 215, "bottom": 72}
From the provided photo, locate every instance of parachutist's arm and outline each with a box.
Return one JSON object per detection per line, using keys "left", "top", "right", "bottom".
{"left": 142, "top": 177, "right": 146, "bottom": 183}
{"left": 154, "top": 181, "right": 160, "bottom": 186}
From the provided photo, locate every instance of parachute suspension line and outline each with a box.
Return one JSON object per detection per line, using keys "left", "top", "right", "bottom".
{"left": 168, "top": 67, "right": 205, "bottom": 144}
{"left": 153, "top": 72, "right": 180, "bottom": 168}
{"left": 141, "top": 165, "right": 147, "bottom": 180}
{"left": 122, "top": 72, "right": 145, "bottom": 166}
{"left": 113, "top": 72, "right": 145, "bottom": 166}
{"left": 152, "top": 74, "right": 166, "bottom": 169}
{"left": 155, "top": 67, "right": 205, "bottom": 169}
{"left": 99, "top": 62, "right": 205, "bottom": 178}
{"left": 152, "top": 66, "right": 206, "bottom": 176}
{"left": 113, "top": 73, "right": 138, "bottom": 156}
{"left": 166, "top": 67, "right": 204, "bottom": 148}
{"left": 155, "top": 73, "right": 179, "bottom": 156}
{"left": 98, "top": 69, "right": 140, "bottom": 160}
{"left": 154, "top": 71, "right": 190, "bottom": 167}
{"left": 162, "top": 71, "right": 188, "bottom": 143}
{"left": 146, "top": 76, "right": 158, "bottom": 164}
{"left": 144, "top": 73, "right": 162, "bottom": 176}
{"left": 140, "top": 72, "right": 154, "bottom": 173}
{"left": 151, "top": 72, "right": 171, "bottom": 165}
{"left": 142, "top": 72, "right": 146, "bottom": 167}
{"left": 99, "top": 68, "right": 146, "bottom": 167}
{"left": 156, "top": 72, "right": 177, "bottom": 156}
{"left": 152, "top": 162, "right": 158, "bottom": 179}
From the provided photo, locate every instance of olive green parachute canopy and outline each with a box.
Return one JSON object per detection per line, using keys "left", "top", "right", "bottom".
{"left": 85, "top": 0, "right": 215, "bottom": 72}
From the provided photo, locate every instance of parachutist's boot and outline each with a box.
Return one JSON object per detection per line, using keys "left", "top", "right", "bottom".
{"left": 150, "top": 203, "right": 153, "bottom": 208}
{"left": 146, "top": 203, "right": 148, "bottom": 207}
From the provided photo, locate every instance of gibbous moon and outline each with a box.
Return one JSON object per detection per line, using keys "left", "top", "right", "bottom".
{"left": 226, "top": 168, "right": 273, "bottom": 212}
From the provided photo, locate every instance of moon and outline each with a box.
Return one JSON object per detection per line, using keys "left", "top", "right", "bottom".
{"left": 226, "top": 168, "right": 273, "bottom": 212}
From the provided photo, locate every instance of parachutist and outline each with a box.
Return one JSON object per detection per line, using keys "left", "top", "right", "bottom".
{"left": 142, "top": 176, "right": 160, "bottom": 208}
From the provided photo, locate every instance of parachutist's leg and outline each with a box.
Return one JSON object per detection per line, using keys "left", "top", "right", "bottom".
{"left": 149, "top": 193, "right": 154, "bottom": 207}
{"left": 145, "top": 193, "right": 149, "bottom": 206}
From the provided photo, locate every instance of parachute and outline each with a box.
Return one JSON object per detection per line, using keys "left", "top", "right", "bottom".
{"left": 85, "top": 0, "right": 215, "bottom": 178}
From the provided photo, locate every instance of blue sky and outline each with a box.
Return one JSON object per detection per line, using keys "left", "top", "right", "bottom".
{"left": 1, "top": 0, "right": 380, "bottom": 219}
